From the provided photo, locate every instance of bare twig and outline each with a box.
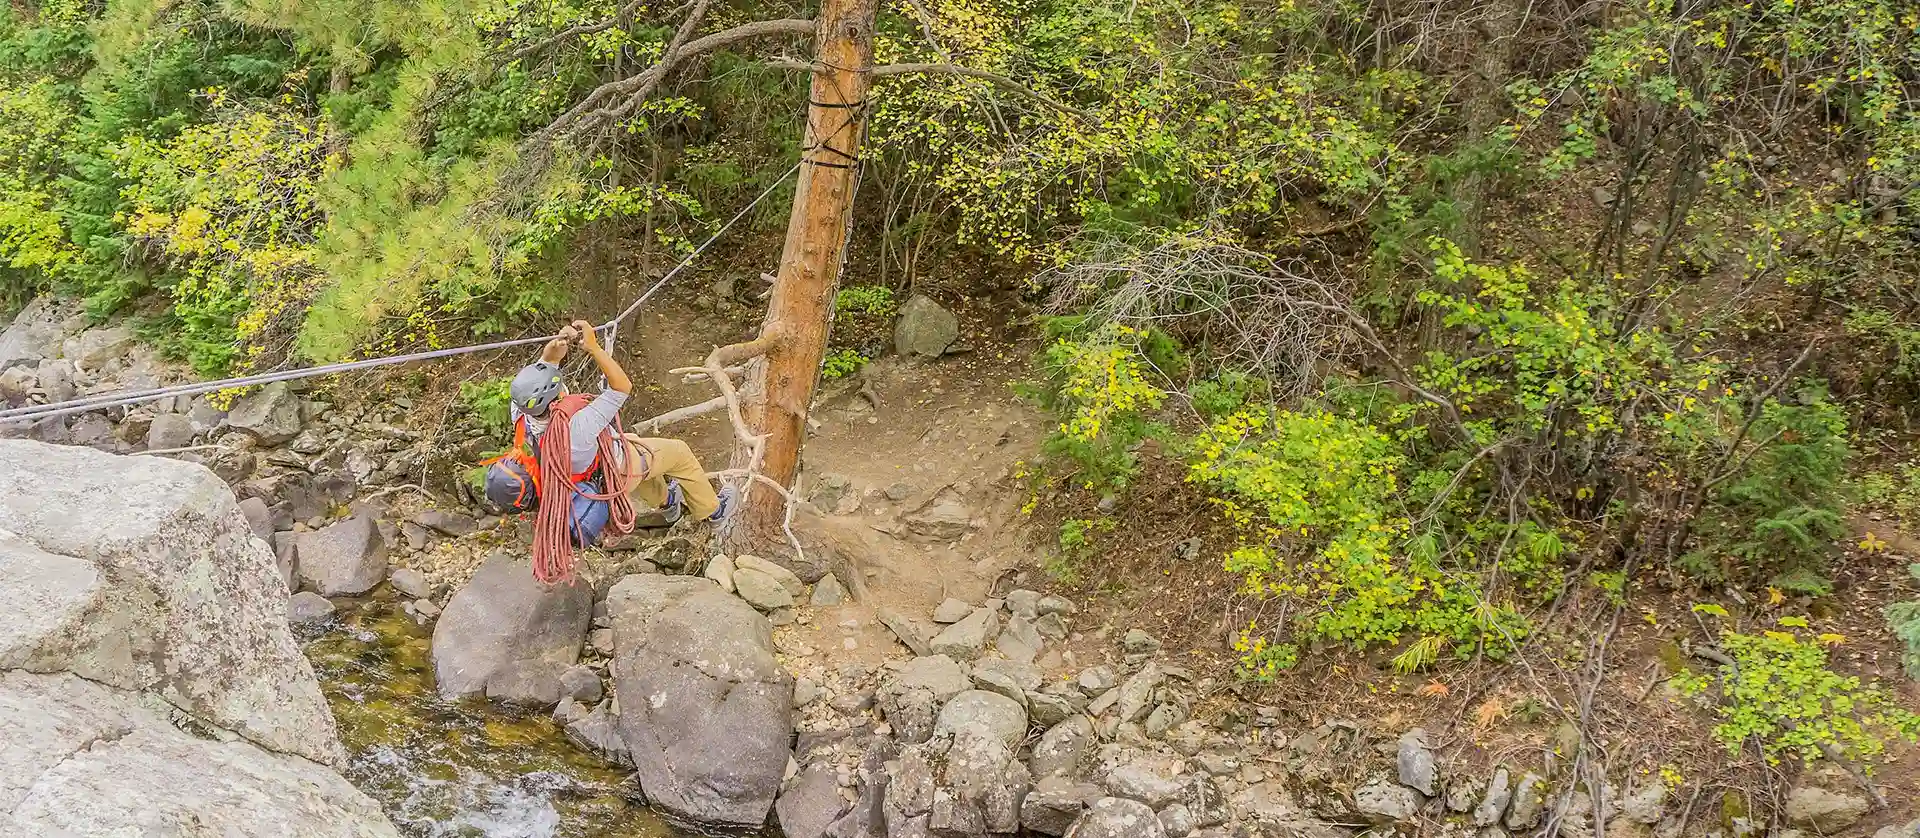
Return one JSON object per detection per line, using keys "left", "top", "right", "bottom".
{"left": 667, "top": 334, "right": 810, "bottom": 560}
{"left": 361, "top": 483, "right": 430, "bottom": 502}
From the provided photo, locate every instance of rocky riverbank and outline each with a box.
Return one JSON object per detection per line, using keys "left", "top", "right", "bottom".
{"left": 0, "top": 439, "right": 398, "bottom": 836}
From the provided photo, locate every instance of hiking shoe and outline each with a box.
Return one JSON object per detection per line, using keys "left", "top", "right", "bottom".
{"left": 661, "top": 478, "right": 685, "bottom": 525}
{"left": 708, "top": 484, "right": 738, "bottom": 522}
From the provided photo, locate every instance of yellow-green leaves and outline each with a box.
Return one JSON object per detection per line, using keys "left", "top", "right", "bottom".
{"left": 1675, "top": 626, "right": 1920, "bottom": 765}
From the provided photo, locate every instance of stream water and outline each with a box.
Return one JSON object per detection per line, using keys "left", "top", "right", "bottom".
{"left": 301, "top": 600, "right": 682, "bottom": 838}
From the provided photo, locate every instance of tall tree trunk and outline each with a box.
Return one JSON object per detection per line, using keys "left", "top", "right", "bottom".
{"left": 726, "top": 0, "right": 876, "bottom": 548}
{"left": 1453, "top": 0, "right": 1520, "bottom": 258}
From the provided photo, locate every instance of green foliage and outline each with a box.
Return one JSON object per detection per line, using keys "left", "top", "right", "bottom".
{"left": 1048, "top": 516, "right": 1113, "bottom": 583}
{"left": 821, "top": 348, "right": 868, "bottom": 380}
{"left": 112, "top": 102, "right": 330, "bottom": 374}
{"left": 1230, "top": 623, "right": 1298, "bottom": 682}
{"left": 1188, "top": 369, "right": 1264, "bottom": 420}
{"left": 1676, "top": 623, "right": 1920, "bottom": 767}
{"left": 835, "top": 285, "right": 897, "bottom": 319}
{"left": 1854, "top": 460, "right": 1920, "bottom": 525}
{"left": 459, "top": 375, "right": 513, "bottom": 430}
{"left": 1020, "top": 321, "right": 1170, "bottom": 492}
{"left": 1188, "top": 405, "right": 1526, "bottom": 656}
{"left": 1588, "top": 571, "right": 1628, "bottom": 607}
{"left": 1685, "top": 390, "right": 1850, "bottom": 592}
{"left": 1416, "top": 238, "right": 1652, "bottom": 436}
{"left": 1885, "top": 564, "right": 1920, "bottom": 681}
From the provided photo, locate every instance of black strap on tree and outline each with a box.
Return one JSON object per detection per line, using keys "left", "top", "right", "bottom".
{"left": 804, "top": 98, "right": 868, "bottom": 170}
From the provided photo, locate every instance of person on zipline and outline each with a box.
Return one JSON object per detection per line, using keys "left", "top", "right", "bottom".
{"left": 482, "top": 319, "right": 733, "bottom": 547}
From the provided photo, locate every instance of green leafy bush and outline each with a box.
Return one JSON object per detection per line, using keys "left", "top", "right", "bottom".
{"left": 1676, "top": 621, "right": 1920, "bottom": 766}
{"left": 822, "top": 348, "right": 868, "bottom": 380}
{"left": 1020, "top": 321, "right": 1171, "bottom": 492}
{"left": 459, "top": 375, "right": 513, "bottom": 430}
{"left": 1685, "top": 390, "right": 1850, "bottom": 593}
{"left": 835, "top": 285, "right": 897, "bottom": 319}
{"left": 1189, "top": 405, "right": 1526, "bottom": 658}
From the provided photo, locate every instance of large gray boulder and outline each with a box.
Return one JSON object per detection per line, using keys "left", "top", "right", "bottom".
{"left": 779, "top": 762, "right": 850, "bottom": 838}
{"left": 1031, "top": 716, "right": 1094, "bottom": 779}
{"left": 295, "top": 515, "right": 389, "bottom": 596}
{"left": 0, "top": 439, "right": 342, "bottom": 766}
{"left": 934, "top": 689, "right": 1028, "bottom": 746}
{"left": 224, "top": 381, "right": 303, "bottom": 444}
{"left": 431, "top": 551, "right": 592, "bottom": 706}
{"left": 893, "top": 294, "right": 960, "bottom": 358}
{"left": 878, "top": 654, "right": 972, "bottom": 744}
{"left": 608, "top": 574, "right": 792, "bottom": 828}
{"left": 0, "top": 297, "right": 78, "bottom": 369}
{"left": 1784, "top": 785, "right": 1870, "bottom": 832}
{"left": 65, "top": 325, "right": 134, "bottom": 370}
{"left": 0, "top": 670, "right": 399, "bottom": 837}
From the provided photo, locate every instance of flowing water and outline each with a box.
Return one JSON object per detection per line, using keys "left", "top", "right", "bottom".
{"left": 302, "top": 601, "right": 682, "bottom": 838}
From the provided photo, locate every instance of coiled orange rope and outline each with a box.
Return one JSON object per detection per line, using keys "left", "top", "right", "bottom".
{"left": 530, "top": 398, "right": 640, "bottom": 584}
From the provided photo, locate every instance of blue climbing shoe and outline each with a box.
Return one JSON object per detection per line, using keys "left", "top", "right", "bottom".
{"left": 661, "top": 478, "right": 685, "bottom": 525}
{"left": 708, "top": 484, "right": 738, "bottom": 522}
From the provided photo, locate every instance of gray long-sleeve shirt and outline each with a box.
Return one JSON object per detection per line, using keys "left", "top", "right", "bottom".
{"left": 511, "top": 389, "right": 628, "bottom": 476}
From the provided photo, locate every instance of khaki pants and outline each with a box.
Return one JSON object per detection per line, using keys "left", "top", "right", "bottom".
{"left": 619, "top": 436, "right": 721, "bottom": 520}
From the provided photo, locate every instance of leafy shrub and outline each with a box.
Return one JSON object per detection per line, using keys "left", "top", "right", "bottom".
{"left": 459, "top": 376, "right": 513, "bottom": 430}
{"left": 113, "top": 103, "right": 330, "bottom": 374}
{"left": 1675, "top": 621, "right": 1920, "bottom": 767}
{"left": 835, "top": 285, "right": 896, "bottom": 319}
{"left": 1020, "top": 321, "right": 1170, "bottom": 492}
{"left": 1188, "top": 369, "right": 1264, "bottom": 420}
{"left": 1685, "top": 390, "right": 1850, "bottom": 593}
{"left": 1189, "top": 405, "right": 1526, "bottom": 657}
{"left": 822, "top": 348, "right": 868, "bottom": 380}
{"left": 1885, "top": 564, "right": 1920, "bottom": 681}
{"left": 1048, "top": 517, "right": 1113, "bottom": 583}
{"left": 1856, "top": 461, "right": 1920, "bottom": 526}
{"left": 1231, "top": 623, "right": 1299, "bottom": 682}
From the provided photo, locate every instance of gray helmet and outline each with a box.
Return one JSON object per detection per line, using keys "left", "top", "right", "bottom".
{"left": 510, "top": 361, "right": 565, "bottom": 416}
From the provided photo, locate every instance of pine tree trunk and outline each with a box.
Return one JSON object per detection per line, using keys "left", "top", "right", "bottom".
{"left": 725, "top": 0, "right": 876, "bottom": 551}
{"left": 1453, "top": 0, "right": 1519, "bottom": 258}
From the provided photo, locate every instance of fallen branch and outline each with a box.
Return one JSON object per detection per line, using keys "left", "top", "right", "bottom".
{"left": 631, "top": 395, "right": 729, "bottom": 433}
{"left": 669, "top": 334, "right": 810, "bottom": 562}
{"left": 679, "top": 364, "right": 747, "bottom": 384}
{"left": 133, "top": 444, "right": 229, "bottom": 458}
{"left": 360, "top": 483, "right": 431, "bottom": 503}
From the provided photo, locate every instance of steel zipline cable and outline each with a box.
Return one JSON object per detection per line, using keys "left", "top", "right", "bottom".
{"left": 0, "top": 162, "right": 801, "bottom": 428}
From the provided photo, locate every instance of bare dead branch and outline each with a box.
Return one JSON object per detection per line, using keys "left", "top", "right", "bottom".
{"left": 704, "top": 333, "right": 783, "bottom": 369}
{"left": 658, "top": 337, "right": 808, "bottom": 561}
{"left": 631, "top": 395, "right": 728, "bottom": 433}
{"left": 535, "top": 8, "right": 813, "bottom": 141}
{"left": 679, "top": 364, "right": 747, "bottom": 384}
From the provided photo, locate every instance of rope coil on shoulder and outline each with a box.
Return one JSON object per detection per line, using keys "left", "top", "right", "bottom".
{"left": 529, "top": 399, "right": 640, "bottom": 585}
